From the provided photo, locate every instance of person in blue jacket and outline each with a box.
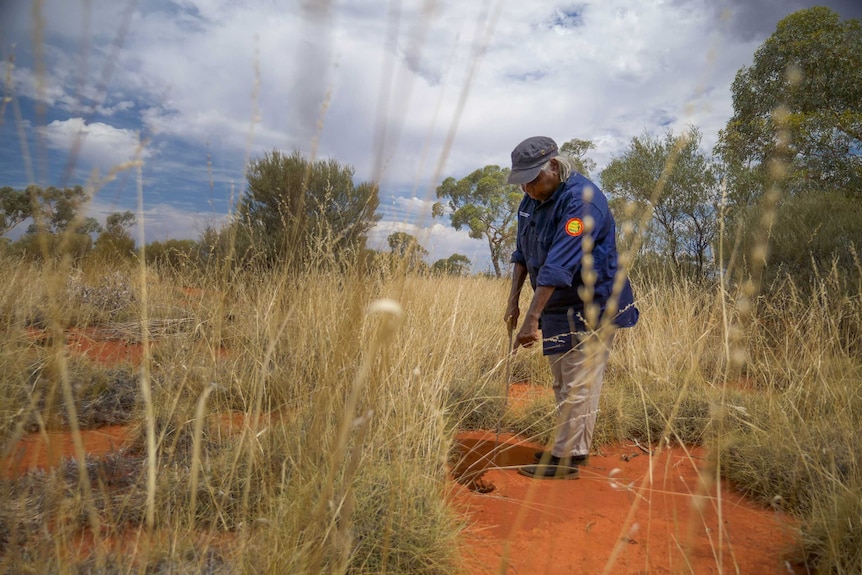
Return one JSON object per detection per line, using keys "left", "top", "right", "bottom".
{"left": 504, "top": 136, "right": 638, "bottom": 479}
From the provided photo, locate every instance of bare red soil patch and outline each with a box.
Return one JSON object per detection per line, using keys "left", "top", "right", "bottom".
{"left": 7, "top": 329, "right": 801, "bottom": 572}
{"left": 67, "top": 329, "right": 146, "bottom": 365}
{"left": 2, "top": 425, "right": 134, "bottom": 478}
{"left": 4, "top": 423, "right": 801, "bottom": 573}
{"left": 451, "top": 430, "right": 800, "bottom": 574}
{"left": 506, "top": 381, "right": 551, "bottom": 410}
{"left": 26, "top": 327, "right": 146, "bottom": 365}
{"left": 1, "top": 411, "right": 286, "bottom": 480}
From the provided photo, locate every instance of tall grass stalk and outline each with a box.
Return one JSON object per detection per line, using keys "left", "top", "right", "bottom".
{"left": 136, "top": 146, "right": 158, "bottom": 534}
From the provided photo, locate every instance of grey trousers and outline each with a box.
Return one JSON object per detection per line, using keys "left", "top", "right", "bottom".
{"left": 547, "top": 332, "right": 615, "bottom": 459}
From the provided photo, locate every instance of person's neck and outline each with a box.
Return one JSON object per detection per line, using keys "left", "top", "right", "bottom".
{"left": 535, "top": 182, "right": 561, "bottom": 203}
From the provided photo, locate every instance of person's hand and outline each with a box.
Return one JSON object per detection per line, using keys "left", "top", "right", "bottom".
{"left": 504, "top": 302, "right": 520, "bottom": 331}
{"left": 515, "top": 317, "right": 540, "bottom": 349}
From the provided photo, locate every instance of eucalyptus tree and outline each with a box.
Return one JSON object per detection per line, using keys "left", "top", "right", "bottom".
{"left": 601, "top": 127, "right": 719, "bottom": 277}
{"left": 0, "top": 186, "right": 31, "bottom": 236}
{"left": 716, "top": 7, "right": 862, "bottom": 200}
{"left": 3, "top": 184, "right": 101, "bottom": 260}
{"left": 387, "top": 231, "right": 428, "bottom": 272}
{"left": 431, "top": 254, "right": 471, "bottom": 276}
{"left": 93, "top": 211, "right": 136, "bottom": 260}
{"left": 715, "top": 7, "right": 862, "bottom": 284}
{"left": 433, "top": 165, "right": 521, "bottom": 278}
{"left": 560, "top": 138, "right": 597, "bottom": 179}
{"left": 15, "top": 185, "right": 101, "bottom": 236}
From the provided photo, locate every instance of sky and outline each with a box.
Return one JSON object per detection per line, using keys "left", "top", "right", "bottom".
{"left": 1, "top": 0, "right": 861, "bottom": 271}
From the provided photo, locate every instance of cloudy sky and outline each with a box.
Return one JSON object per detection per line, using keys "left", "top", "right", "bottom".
{"left": 1, "top": 0, "right": 860, "bottom": 270}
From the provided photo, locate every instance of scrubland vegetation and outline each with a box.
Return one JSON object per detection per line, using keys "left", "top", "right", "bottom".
{"left": 0, "top": 240, "right": 860, "bottom": 572}
{"left": 2, "top": 4, "right": 860, "bottom": 574}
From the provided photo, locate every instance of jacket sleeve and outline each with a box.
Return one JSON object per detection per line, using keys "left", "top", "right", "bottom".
{"left": 510, "top": 202, "right": 527, "bottom": 265}
{"left": 511, "top": 228, "right": 526, "bottom": 264}
{"left": 536, "top": 199, "right": 605, "bottom": 288}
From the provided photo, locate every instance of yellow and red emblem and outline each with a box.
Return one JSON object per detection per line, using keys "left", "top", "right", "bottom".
{"left": 565, "top": 217, "right": 584, "bottom": 237}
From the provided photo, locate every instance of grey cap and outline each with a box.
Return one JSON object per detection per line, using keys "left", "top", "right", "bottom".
{"left": 507, "top": 136, "right": 559, "bottom": 185}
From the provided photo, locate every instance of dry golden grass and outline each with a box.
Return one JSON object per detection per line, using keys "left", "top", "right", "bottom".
{"left": 0, "top": 248, "right": 860, "bottom": 572}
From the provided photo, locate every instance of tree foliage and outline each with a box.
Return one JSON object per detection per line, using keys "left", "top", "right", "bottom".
{"left": 433, "top": 165, "right": 521, "bottom": 278}
{"left": 716, "top": 7, "right": 862, "bottom": 198}
{"left": 105, "top": 211, "right": 136, "bottom": 236}
{"left": 237, "top": 150, "right": 380, "bottom": 266}
{"left": 93, "top": 211, "right": 136, "bottom": 261}
{"left": 26, "top": 185, "right": 100, "bottom": 235}
{"left": 146, "top": 239, "right": 203, "bottom": 271}
{"left": 431, "top": 253, "right": 471, "bottom": 276}
{"left": 1, "top": 184, "right": 102, "bottom": 261}
{"left": 757, "top": 189, "right": 862, "bottom": 284}
{"left": 387, "top": 231, "right": 428, "bottom": 271}
{"left": 1, "top": 184, "right": 100, "bottom": 237}
{"left": 0, "top": 186, "right": 31, "bottom": 236}
{"left": 601, "top": 126, "right": 720, "bottom": 277}
{"left": 8, "top": 231, "right": 94, "bottom": 262}
{"left": 560, "top": 138, "right": 597, "bottom": 178}
{"left": 714, "top": 7, "right": 862, "bottom": 287}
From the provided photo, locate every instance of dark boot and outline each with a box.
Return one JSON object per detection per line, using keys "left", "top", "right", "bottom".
{"left": 533, "top": 451, "right": 588, "bottom": 465}
{"left": 517, "top": 462, "right": 579, "bottom": 479}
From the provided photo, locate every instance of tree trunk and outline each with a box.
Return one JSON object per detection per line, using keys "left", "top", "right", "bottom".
{"left": 487, "top": 233, "right": 502, "bottom": 278}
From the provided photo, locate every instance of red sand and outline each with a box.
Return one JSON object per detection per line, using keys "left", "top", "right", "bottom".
{"left": 26, "top": 327, "right": 146, "bottom": 366}
{"left": 1, "top": 425, "right": 134, "bottom": 478}
{"left": 67, "top": 329, "right": 146, "bottom": 365}
{"left": 6, "top": 331, "right": 802, "bottom": 573}
{"left": 451, "top": 430, "right": 800, "bottom": 574}
{"left": 3, "top": 426, "right": 801, "bottom": 573}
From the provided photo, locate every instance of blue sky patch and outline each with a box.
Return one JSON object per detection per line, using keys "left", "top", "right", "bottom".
{"left": 2, "top": 0, "right": 858, "bottom": 268}
{"left": 548, "top": 5, "right": 587, "bottom": 29}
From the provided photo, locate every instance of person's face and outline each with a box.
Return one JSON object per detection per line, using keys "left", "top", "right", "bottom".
{"left": 521, "top": 160, "right": 559, "bottom": 202}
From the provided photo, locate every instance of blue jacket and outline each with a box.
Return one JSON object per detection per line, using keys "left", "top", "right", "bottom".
{"left": 511, "top": 172, "right": 639, "bottom": 354}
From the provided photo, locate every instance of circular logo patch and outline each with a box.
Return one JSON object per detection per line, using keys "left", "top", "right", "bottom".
{"left": 565, "top": 217, "right": 584, "bottom": 237}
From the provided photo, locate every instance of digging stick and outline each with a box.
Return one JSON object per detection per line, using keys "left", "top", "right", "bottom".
{"left": 495, "top": 318, "right": 515, "bottom": 449}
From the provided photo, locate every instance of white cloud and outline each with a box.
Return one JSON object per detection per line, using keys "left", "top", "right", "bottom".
{"left": 5, "top": 0, "right": 855, "bottom": 267}
{"left": 135, "top": 203, "right": 229, "bottom": 243}
{"left": 9, "top": 1, "right": 753, "bottom": 182}
{"left": 40, "top": 118, "right": 152, "bottom": 175}
{"left": 86, "top": 199, "right": 228, "bottom": 244}
{"left": 368, "top": 219, "right": 488, "bottom": 269}
{"left": 383, "top": 196, "right": 438, "bottom": 221}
